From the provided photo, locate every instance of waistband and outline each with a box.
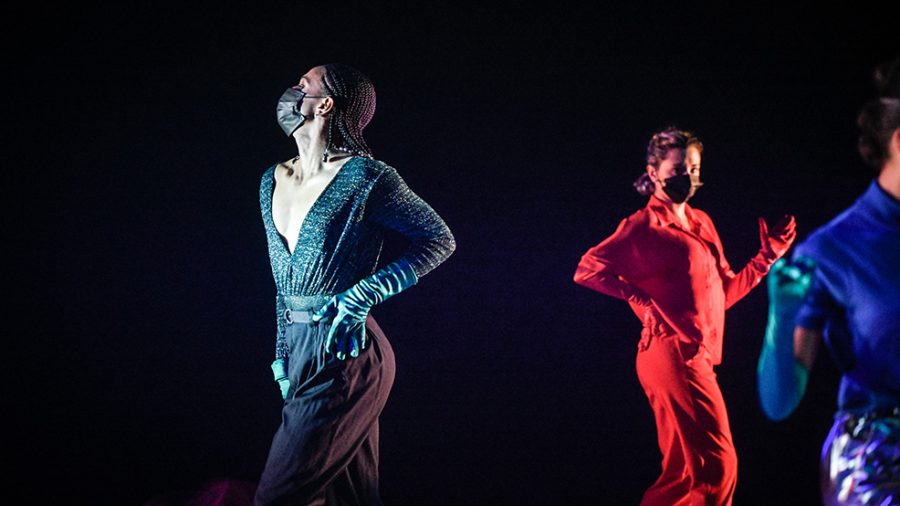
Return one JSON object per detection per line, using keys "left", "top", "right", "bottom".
{"left": 283, "top": 309, "right": 314, "bottom": 325}
{"left": 280, "top": 294, "right": 332, "bottom": 311}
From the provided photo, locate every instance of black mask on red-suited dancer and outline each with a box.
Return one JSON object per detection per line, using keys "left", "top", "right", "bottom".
{"left": 662, "top": 173, "right": 703, "bottom": 203}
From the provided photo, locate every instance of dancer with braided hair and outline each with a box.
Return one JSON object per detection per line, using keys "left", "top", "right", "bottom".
{"left": 575, "top": 128, "right": 796, "bottom": 505}
{"left": 256, "top": 64, "right": 455, "bottom": 505}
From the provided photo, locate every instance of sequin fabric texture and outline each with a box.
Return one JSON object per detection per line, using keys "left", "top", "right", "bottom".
{"left": 821, "top": 410, "right": 899, "bottom": 506}
{"left": 259, "top": 156, "right": 455, "bottom": 359}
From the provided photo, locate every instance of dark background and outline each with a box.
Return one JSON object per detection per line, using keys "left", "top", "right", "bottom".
{"left": 8, "top": 3, "right": 896, "bottom": 505}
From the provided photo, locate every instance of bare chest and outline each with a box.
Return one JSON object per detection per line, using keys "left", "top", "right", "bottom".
{"left": 271, "top": 167, "right": 339, "bottom": 253}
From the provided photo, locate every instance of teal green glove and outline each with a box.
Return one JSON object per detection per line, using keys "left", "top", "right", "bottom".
{"left": 270, "top": 359, "right": 290, "bottom": 400}
{"left": 757, "top": 257, "right": 814, "bottom": 420}
{"left": 312, "top": 261, "right": 418, "bottom": 360}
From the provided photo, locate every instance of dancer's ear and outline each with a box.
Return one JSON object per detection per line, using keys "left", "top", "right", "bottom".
{"left": 316, "top": 97, "right": 334, "bottom": 117}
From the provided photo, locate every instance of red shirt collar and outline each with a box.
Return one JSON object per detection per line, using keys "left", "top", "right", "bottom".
{"left": 646, "top": 194, "right": 699, "bottom": 228}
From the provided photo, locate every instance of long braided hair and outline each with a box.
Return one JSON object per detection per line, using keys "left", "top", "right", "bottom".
{"left": 633, "top": 127, "right": 703, "bottom": 196}
{"left": 320, "top": 63, "right": 376, "bottom": 160}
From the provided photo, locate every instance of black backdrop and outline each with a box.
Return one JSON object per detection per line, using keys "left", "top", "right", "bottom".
{"left": 8, "top": 3, "right": 896, "bottom": 505}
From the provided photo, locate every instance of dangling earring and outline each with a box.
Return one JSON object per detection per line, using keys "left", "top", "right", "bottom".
{"left": 323, "top": 117, "right": 334, "bottom": 163}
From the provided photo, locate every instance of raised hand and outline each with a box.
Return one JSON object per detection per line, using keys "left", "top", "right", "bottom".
{"left": 767, "top": 256, "right": 815, "bottom": 319}
{"left": 758, "top": 215, "right": 797, "bottom": 261}
{"left": 758, "top": 256, "right": 815, "bottom": 420}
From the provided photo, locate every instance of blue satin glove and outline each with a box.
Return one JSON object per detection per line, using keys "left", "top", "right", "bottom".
{"left": 757, "top": 257, "right": 815, "bottom": 420}
{"left": 270, "top": 359, "right": 290, "bottom": 400}
{"left": 312, "top": 261, "right": 418, "bottom": 360}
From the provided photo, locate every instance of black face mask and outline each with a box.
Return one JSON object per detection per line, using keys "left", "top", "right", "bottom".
{"left": 662, "top": 173, "right": 703, "bottom": 203}
{"left": 276, "top": 87, "right": 308, "bottom": 137}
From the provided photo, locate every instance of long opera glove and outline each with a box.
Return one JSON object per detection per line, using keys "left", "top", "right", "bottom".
{"left": 312, "top": 260, "right": 418, "bottom": 360}
{"left": 757, "top": 257, "right": 814, "bottom": 420}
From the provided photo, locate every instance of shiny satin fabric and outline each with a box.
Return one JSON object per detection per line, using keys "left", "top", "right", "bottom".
{"left": 576, "top": 194, "right": 775, "bottom": 364}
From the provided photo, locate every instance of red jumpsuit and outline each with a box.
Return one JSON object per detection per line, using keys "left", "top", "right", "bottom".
{"left": 575, "top": 196, "right": 775, "bottom": 505}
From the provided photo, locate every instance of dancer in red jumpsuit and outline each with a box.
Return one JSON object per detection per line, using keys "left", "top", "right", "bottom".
{"left": 574, "top": 128, "right": 796, "bottom": 505}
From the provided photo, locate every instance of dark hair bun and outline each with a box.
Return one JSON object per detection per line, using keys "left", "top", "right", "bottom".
{"left": 857, "top": 58, "right": 900, "bottom": 168}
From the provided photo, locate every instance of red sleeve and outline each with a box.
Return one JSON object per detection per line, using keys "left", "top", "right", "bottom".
{"left": 574, "top": 214, "right": 651, "bottom": 304}
{"left": 700, "top": 212, "right": 772, "bottom": 309}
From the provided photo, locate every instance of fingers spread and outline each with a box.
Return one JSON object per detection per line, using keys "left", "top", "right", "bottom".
{"left": 318, "top": 310, "right": 368, "bottom": 361}
{"left": 312, "top": 299, "right": 337, "bottom": 323}
{"left": 324, "top": 322, "right": 338, "bottom": 355}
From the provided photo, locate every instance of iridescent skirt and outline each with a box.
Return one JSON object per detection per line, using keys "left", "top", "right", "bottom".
{"left": 821, "top": 408, "right": 899, "bottom": 505}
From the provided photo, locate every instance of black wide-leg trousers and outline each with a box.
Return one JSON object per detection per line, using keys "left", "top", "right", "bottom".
{"left": 255, "top": 313, "right": 395, "bottom": 506}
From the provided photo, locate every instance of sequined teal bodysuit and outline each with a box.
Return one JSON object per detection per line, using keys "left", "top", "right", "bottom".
{"left": 259, "top": 156, "right": 455, "bottom": 358}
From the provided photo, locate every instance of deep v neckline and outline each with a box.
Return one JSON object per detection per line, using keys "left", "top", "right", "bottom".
{"left": 269, "top": 157, "right": 358, "bottom": 256}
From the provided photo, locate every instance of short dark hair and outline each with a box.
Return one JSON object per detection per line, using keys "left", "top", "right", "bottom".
{"left": 857, "top": 58, "right": 900, "bottom": 169}
{"left": 634, "top": 127, "right": 703, "bottom": 196}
